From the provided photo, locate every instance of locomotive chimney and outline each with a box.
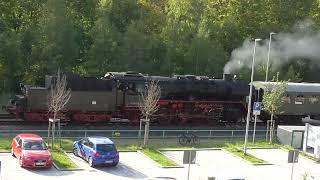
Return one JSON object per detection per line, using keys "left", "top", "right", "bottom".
{"left": 223, "top": 74, "right": 238, "bottom": 80}
{"left": 223, "top": 74, "right": 232, "bottom": 81}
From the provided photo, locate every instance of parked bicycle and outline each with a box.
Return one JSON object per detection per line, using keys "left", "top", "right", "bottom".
{"left": 178, "top": 132, "right": 200, "bottom": 146}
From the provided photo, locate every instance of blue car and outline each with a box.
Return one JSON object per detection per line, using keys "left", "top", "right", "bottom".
{"left": 73, "top": 136, "right": 119, "bottom": 167}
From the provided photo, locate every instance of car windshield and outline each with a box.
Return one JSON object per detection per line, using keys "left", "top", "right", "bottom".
{"left": 23, "top": 140, "right": 47, "bottom": 150}
{"left": 96, "top": 144, "right": 116, "bottom": 151}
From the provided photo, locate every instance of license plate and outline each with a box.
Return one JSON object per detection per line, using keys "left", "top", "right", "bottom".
{"left": 35, "top": 162, "right": 46, "bottom": 166}
{"left": 105, "top": 160, "right": 113, "bottom": 163}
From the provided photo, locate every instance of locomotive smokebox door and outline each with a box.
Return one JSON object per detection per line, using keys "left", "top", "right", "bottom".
{"left": 223, "top": 74, "right": 238, "bottom": 81}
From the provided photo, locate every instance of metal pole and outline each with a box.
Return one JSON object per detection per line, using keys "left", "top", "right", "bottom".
{"left": 252, "top": 115, "right": 257, "bottom": 143}
{"left": 265, "top": 32, "right": 276, "bottom": 82}
{"left": 139, "top": 119, "right": 142, "bottom": 139}
{"left": 290, "top": 151, "right": 295, "bottom": 180}
{"left": 253, "top": 90, "right": 260, "bottom": 143}
{"left": 266, "top": 120, "right": 270, "bottom": 142}
{"left": 58, "top": 119, "right": 61, "bottom": 148}
{"left": 187, "top": 151, "right": 191, "bottom": 180}
{"left": 244, "top": 38, "right": 261, "bottom": 154}
{"left": 52, "top": 122, "right": 55, "bottom": 149}
{"left": 48, "top": 120, "right": 51, "bottom": 140}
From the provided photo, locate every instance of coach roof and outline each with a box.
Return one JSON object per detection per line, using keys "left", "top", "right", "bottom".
{"left": 253, "top": 81, "right": 320, "bottom": 93}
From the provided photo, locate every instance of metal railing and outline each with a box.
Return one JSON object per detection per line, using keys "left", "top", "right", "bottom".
{"left": 0, "top": 129, "right": 269, "bottom": 139}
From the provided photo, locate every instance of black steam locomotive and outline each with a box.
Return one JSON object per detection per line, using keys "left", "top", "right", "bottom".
{"left": 4, "top": 72, "right": 250, "bottom": 125}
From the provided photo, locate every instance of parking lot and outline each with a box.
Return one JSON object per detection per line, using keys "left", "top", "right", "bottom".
{"left": 1, "top": 149, "right": 320, "bottom": 180}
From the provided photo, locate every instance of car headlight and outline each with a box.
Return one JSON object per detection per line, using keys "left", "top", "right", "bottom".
{"left": 24, "top": 156, "right": 32, "bottom": 160}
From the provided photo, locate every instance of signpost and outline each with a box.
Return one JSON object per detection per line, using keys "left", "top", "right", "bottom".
{"left": 253, "top": 102, "right": 261, "bottom": 115}
{"left": 288, "top": 150, "right": 299, "bottom": 180}
{"left": 183, "top": 150, "right": 196, "bottom": 180}
{"left": 252, "top": 102, "right": 261, "bottom": 143}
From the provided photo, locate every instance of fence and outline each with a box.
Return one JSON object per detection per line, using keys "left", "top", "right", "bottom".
{"left": 0, "top": 129, "right": 269, "bottom": 139}
{"left": 0, "top": 129, "right": 272, "bottom": 146}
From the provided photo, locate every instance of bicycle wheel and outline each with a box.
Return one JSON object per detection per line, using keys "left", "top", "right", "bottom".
{"left": 178, "top": 135, "right": 188, "bottom": 146}
{"left": 192, "top": 134, "right": 200, "bottom": 145}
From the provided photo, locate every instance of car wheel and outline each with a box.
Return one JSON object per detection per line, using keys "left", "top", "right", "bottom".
{"left": 73, "top": 148, "right": 78, "bottom": 157}
{"left": 88, "top": 157, "right": 94, "bottom": 167}
{"left": 11, "top": 148, "right": 15, "bottom": 157}
{"left": 19, "top": 157, "right": 24, "bottom": 168}
{"left": 111, "top": 162, "right": 118, "bottom": 167}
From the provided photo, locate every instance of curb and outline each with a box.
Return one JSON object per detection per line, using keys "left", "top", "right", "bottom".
{"left": 247, "top": 147, "right": 279, "bottom": 150}
{"left": 137, "top": 150, "right": 183, "bottom": 168}
{"left": 221, "top": 149, "right": 272, "bottom": 166}
{"left": 159, "top": 148, "right": 221, "bottom": 151}
{"left": 53, "top": 162, "right": 84, "bottom": 171}
{"left": 53, "top": 150, "right": 84, "bottom": 171}
{"left": 118, "top": 150, "right": 138, "bottom": 152}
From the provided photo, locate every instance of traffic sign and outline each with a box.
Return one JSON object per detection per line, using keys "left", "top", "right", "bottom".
{"left": 183, "top": 150, "right": 196, "bottom": 164}
{"left": 288, "top": 150, "right": 299, "bottom": 163}
{"left": 253, "top": 102, "right": 261, "bottom": 115}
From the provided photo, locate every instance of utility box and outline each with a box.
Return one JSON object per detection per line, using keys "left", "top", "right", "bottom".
{"left": 277, "top": 126, "right": 304, "bottom": 149}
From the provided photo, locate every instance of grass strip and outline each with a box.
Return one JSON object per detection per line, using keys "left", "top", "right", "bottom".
{"left": 141, "top": 148, "right": 178, "bottom": 167}
{"left": 52, "top": 147, "right": 78, "bottom": 169}
{"left": 0, "top": 138, "right": 11, "bottom": 152}
{"left": 300, "top": 152, "right": 320, "bottom": 163}
{"left": 58, "top": 139, "right": 140, "bottom": 152}
{"left": 224, "top": 144, "right": 266, "bottom": 164}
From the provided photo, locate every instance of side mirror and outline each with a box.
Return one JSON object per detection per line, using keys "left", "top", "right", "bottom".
{"left": 47, "top": 145, "right": 51, "bottom": 150}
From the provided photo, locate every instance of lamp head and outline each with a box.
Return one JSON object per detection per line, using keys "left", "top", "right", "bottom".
{"left": 255, "top": 38, "right": 262, "bottom": 42}
{"left": 270, "top": 32, "right": 277, "bottom": 35}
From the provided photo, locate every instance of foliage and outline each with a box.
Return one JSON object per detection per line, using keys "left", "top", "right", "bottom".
{"left": 48, "top": 71, "right": 71, "bottom": 119}
{"left": 0, "top": 138, "right": 11, "bottom": 152}
{"left": 139, "top": 80, "right": 161, "bottom": 117}
{"left": 140, "top": 148, "right": 178, "bottom": 167}
{"left": 224, "top": 144, "right": 266, "bottom": 164}
{"left": 52, "top": 147, "right": 78, "bottom": 169}
{"left": 262, "top": 73, "right": 288, "bottom": 115}
{"left": 1, "top": 0, "right": 320, "bottom": 92}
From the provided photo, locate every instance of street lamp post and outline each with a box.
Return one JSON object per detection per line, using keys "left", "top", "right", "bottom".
{"left": 244, "top": 38, "right": 261, "bottom": 154}
{"left": 265, "top": 32, "right": 276, "bottom": 82}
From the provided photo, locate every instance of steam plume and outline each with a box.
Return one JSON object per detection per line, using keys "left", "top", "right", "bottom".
{"left": 223, "top": 20, "right": 320, "bottom": 74}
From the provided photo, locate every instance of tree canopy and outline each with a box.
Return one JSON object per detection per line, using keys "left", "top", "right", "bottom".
{"left": 1, "top": 0, "right": 320, "bottom": 92}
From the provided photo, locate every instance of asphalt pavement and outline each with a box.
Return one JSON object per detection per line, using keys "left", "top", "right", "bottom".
{"left": 2, "top": 149, "right": 317, "bottom": 180}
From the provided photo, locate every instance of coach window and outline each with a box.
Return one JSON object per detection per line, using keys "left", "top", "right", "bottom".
{"left": 309, "top": 96, "right": 319, "bottom": 104}
{"left": 135, "top": 83, "right": 145, "bottom": 94}
{"left": 295, "top": 95, "right": 305, "bottom": 105}
{"left": 281, "top": 94, "right": 291, "bottom": 103}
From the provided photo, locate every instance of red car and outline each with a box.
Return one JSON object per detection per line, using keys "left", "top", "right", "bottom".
{"left": 11, "top": 134, "right": 53, "bottom": 168}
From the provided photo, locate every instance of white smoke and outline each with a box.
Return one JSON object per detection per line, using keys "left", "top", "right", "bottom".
{"left": 223, "top": 20, "right": 320, "bottom": 74}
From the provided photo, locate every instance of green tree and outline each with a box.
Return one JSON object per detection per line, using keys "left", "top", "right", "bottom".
{"left": 262, "top": 73, "right": 288, "bottom": 143}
